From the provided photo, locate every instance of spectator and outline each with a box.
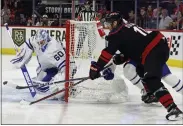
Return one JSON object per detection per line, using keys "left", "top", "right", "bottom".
{"left": 175, "top": 11, "right": 183, "bottom": 29}
{"left": 153, "top": 7, "right": 162, "bottom": 19}
{"left": 51, "top": 14, "right": 59, "bottom": 26}
{"left": 174, "top": 0, "right": 183, "bottom": 16}
{"left": 35, "top": 18, "right": 41, "bottom": 26}
{"left": 30, "top": 14, "right": 40, "bottom": 26}
{"left": 152, "top": 6, "right": 162, "bottom": 29}
{"left": 138, "top": 7, "right": 148, "bottom": 28}
{"left": 147, "top": 5, "right": 153, "bottom": 18}
{"left": 36, "top": 14, "right": 49, "bottom": 26}
{"left": 10, "top": 8, "right": 15, "bottom": 21}
{"left": 20, "top": 16, "right": 26, "bottom": 26}
{"left": 42, "top": 14, "right": 49, "bottom": 26}
{"left": 51, "top": 18, "right": 59, "bottom": 26}
{"left": 27, "top": 17, "right": 33, "bottom": 26}
{"left": 12, "top": 16, "right": 21, "bottom": 25}
{"left": 146, "top": 5, "right": 156, "bottom": 28}
{"left": 180, "top": 19, "right": 183, "bottom": 30}
{"left": 128, "top": 10, "right": 135, "bottom": 23}
{"left": 1, "top": 4, "right": 11, "bottom": 25}
{"left": 159, "top": 9, "right": 173, "bottom": 29}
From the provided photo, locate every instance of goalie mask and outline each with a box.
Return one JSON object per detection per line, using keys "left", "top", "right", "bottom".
{"left": 35, "top": 29, "right": 51, "bottom": 51}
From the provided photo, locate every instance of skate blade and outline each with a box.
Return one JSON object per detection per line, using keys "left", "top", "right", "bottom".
{"left": 167, "top": 113, "right": 183, "bottom": 121}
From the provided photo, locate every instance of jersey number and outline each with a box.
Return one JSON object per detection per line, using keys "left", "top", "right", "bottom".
{"left": 133, "top": 26, "right": 148, "bottom": 36}
{"left": 54, "top": 51, "right": 64, "bottom": 61}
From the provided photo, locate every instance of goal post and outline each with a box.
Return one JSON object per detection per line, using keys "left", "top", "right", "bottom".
{"left": 65, "top": 20, "right": 71, "bottom": 102}
{"left": 65, "top": 20, "right": 128, "bottom": 103}
{"left": 65, "top": 20, "right": 99, "bottom": 102}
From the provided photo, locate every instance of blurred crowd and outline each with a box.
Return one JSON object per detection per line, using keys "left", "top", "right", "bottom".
{"left": 1, "top": 0, "right": 60, "bottom": 26}
{"left": 1, "top": 0, "right": 183, "bottom": 30}
{"left": 127, "top": 1, "right": 183, "bottom": 30}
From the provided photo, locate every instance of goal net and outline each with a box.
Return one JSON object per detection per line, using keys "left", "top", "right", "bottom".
{"left": 65, "top": 20, "right": 128, "bottom": 103}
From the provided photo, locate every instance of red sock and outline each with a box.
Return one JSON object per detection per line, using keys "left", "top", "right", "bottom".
{"left": 158, "top": 94, "right": 174, "bottom": 109}
{"left": 143, "top": 83, "right": 149, "bottom": 92}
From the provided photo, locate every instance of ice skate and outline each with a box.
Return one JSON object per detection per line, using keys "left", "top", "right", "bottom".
{"left": 141, "top": 89, "right": 158, "bottom": 104}
{"left": 166, "top": 106, "right": 183, "bottom": 121}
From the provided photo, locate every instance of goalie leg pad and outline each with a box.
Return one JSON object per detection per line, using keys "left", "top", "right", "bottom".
{"left": 42, "top": 67, "right": 58, "bottom": 81}
{"left": 34, "top": 67, "right": 58, "bottom": 93}
{"left": 49, "top": 72, "right": 65, "bottom": 100}
{"left": 32, "top": 70, "right": 65, "bottom": 100}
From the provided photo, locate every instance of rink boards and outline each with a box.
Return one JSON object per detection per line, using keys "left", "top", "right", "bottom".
{"left": 1, "top": 26, "right": 183, "bottom": 68}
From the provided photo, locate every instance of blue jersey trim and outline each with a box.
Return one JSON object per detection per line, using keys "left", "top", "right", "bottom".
{"left": 57, "top": 60, "right": 66, "bottom": 69}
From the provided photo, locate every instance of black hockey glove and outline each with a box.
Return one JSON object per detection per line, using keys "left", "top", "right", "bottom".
{"left": 113, "top": 54, "right": 126, "bottom": 65}
{"left": 89, "top": 61, "right": 101, "bottom": 80}
{"left": 141, "top": 92, "right": 158, "bottom": 104}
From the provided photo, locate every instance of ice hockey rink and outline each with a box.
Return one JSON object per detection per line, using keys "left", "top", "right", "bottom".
{"left": 1, "top": 55, "right": 183, "bottom": 124}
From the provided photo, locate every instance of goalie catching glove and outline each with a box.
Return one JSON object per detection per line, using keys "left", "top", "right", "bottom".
{"left": 113, "top": 53, "right": 128, "bottom": 65}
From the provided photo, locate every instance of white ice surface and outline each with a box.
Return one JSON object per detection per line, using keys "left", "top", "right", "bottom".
{"left": 1, "top": 55, "right": 183, "bottom": 124}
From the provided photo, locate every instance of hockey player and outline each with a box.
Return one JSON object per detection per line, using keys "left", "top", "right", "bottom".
{"left": 103, "top": 15, "right": 183, "bottom": 103}
{"left": 103, "top": 57, "right": 183, "bottom": 103}
{"left": 10, "top": 29, "right": 76, "bottom": 100}
{"left": 89, "top": 12, "right": 183, "bottom": 120}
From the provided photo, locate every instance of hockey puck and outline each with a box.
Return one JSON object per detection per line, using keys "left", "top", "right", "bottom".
{"left": 3, "top": 81, "right": 8, "bottom": 85}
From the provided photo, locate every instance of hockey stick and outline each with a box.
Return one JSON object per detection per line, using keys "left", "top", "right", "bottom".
{"left": 30, "top": 78, "right": 87, "bottom": 105}
{"left": 3, "top": 76, "right": 94, "bottom": 89}
{"left": 4, "top": 23, "right": 36, "bottom": 97}
{"left": 3, "top": 62, "right": 113, "bottom": 89}
{"left": 29, "top": 63, "right": 113, "bottom": 105}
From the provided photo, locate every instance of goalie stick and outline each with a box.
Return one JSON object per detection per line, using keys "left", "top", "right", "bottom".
{"left": 29, "top": 78, "right": 88, "bottom": 105}
{"left": 3, "top": 76, "right": 95, "bottom": 89}
{"left": 4, "top": 23, "right": 36, "bottom": 97}
{"left": 25, "top": 63, "right": 113, "bottom": 105}
{"left": 3, "top": 63, "right": 113, "bottom": 90}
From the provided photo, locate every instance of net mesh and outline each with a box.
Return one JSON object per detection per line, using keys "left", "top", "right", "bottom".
{"left": 65, "top": 20, "right": 128, "bottom": 103}
{"left": 71, "top": 21, "right": 98, "bottom": 59}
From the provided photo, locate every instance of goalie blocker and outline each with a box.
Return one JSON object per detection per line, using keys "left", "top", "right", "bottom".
{"left": 89, "top": 12, "right": 183, "bottom": 120}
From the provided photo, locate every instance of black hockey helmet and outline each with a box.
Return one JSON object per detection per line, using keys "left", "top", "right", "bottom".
{"left": 105, "top": 12, "right": 122, "bottom": 24}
